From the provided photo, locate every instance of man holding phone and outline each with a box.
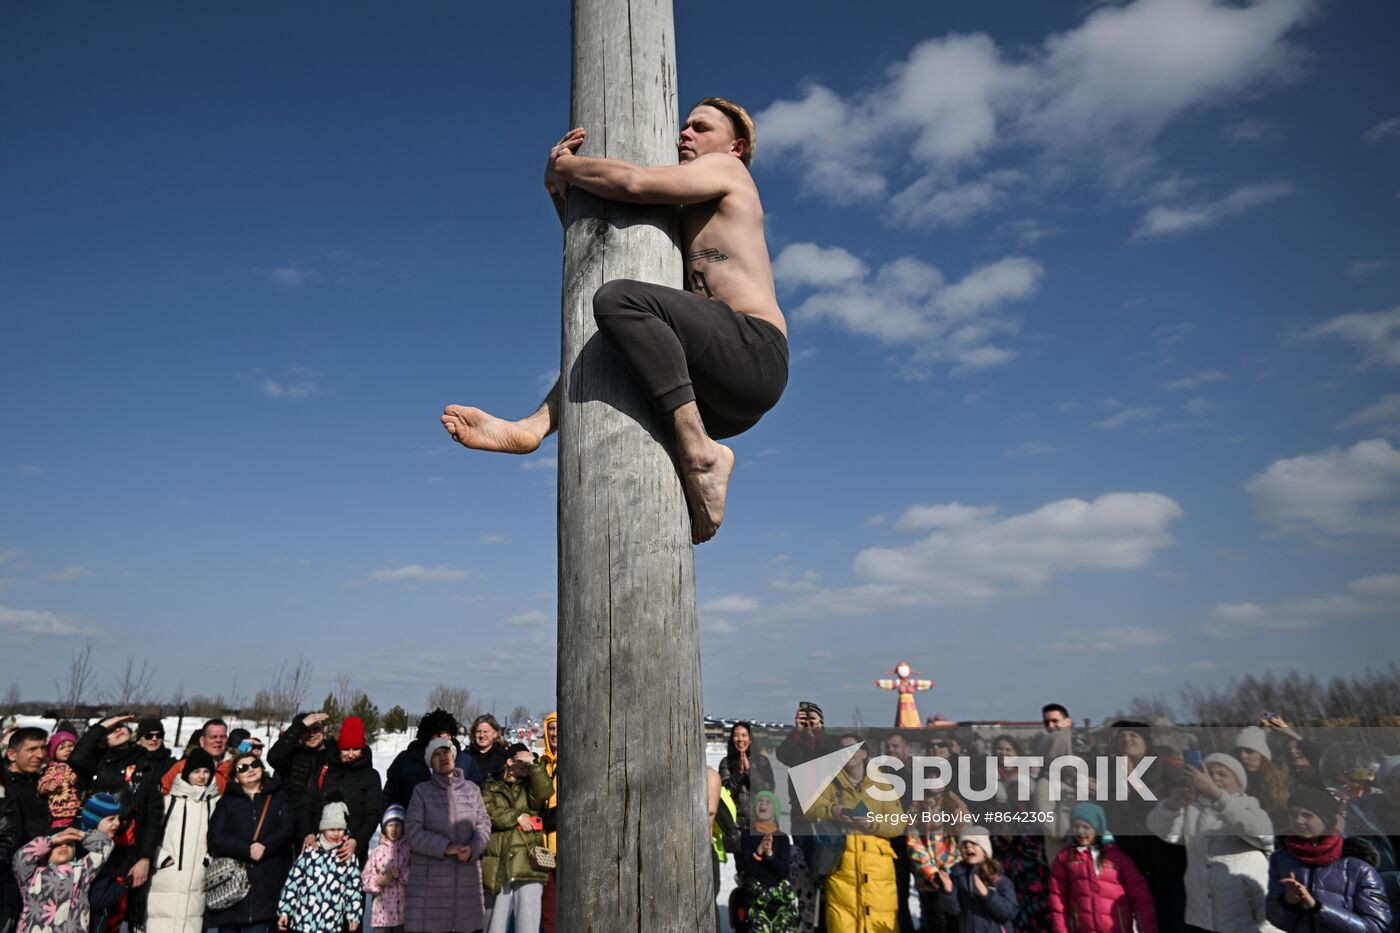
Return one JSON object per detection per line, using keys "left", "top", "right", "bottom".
{"left": 776, "top": 701, "right": 839, "bottom": 831}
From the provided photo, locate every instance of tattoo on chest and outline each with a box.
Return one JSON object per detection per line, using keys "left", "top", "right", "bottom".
{"left": 687, "top": 247, "right": 729, "bottom": 263}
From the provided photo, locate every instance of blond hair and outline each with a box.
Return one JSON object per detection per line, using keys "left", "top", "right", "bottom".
{"left": 695, "top": 97, "right": 755, "bottom": 166}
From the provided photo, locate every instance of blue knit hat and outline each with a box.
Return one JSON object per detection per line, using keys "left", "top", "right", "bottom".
{"left": 1069, "top": 802, "right": 1113, "bottom": 845}
{"left": 80, "top": 793, "right": 122, "bottom": 831}
{"left": 382, "top": 803, "right": 407, "bottom": 829}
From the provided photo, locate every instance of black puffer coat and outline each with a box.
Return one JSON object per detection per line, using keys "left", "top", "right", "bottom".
{"left": 205, "top": 775, "right": 296, "bottom": 927}
{"left": 266, "top": 717, "right": 338, "bottom": 808}
{"left": 383, "top": 740, "right": 483, "bottom": 809}
{"left": 70, "top": 724, "right": 145, "bottom": 792}
{"left": 296, "top": 748, "right": 383, "bottom": 862}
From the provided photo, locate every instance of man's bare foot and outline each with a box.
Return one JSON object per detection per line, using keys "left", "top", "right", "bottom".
{"left": 441, "top": 405, "right": 543, "bottom": 455}
{"left": 682, "top": 441, "right": 735, "bottom": 544}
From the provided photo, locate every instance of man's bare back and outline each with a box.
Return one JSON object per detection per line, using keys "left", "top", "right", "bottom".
{"left": 441, "top": 101, "right": 787, "bottom": 544}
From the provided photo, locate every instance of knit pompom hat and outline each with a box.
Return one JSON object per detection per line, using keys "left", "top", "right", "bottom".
{"left": 382, "top": 803, "right": 407, "bottom": 829}
{"left": 320, "top": 800, "right": 349, "bottom": 831}
{"left": 80, "top": 792, "right": 122, "bottom": 830}
{"left": 47, "top": 732, "right": 78, "bottom": 759}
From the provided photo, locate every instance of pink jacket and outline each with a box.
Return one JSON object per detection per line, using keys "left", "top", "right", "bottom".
{"left": 361, "top": 837, "right": 411, "bottom": 929}
{"left": 1048, "top": 843, "right": 1157, "bottom": 933}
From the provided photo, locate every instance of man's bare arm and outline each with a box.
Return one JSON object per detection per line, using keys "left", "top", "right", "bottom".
{"left": 555, "top": 151, "right": 739, "bottom": 205}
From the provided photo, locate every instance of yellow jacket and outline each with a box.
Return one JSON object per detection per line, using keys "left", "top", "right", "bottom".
{"left": 540, "top": 712, "right": 558, "bottom": 853}
{"left": 809, "top": 769, "right": 903, "bottom": 933}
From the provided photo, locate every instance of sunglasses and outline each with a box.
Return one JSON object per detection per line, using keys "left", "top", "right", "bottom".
{"left": 236, "top": 761, "right": 264, "bottom": 774}
{"left": 141, "top": 732, "right": 164, "bottom": 740}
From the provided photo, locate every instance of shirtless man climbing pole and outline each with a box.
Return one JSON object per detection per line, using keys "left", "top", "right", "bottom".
{"left": 441, "top": 98, "right": 788, "bottom": 544}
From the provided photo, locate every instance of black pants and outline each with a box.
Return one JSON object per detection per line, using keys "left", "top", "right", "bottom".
{"left": 592, "top": 279, "right": 788, "bottom": 440}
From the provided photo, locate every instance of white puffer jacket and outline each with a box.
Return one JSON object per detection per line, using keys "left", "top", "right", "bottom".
{"left": 1148, "top": 792, "right": 1280, "bottom": 932}
{"left": 145, "top": 775, "right": 220, "bottom": 933}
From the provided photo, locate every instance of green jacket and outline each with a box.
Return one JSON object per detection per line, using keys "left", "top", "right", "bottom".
{"left": 480, "top": 762, "right": 554, "bottom": 893}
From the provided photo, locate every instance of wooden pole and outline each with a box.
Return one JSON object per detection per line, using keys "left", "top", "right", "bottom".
{"left": 556, "top": 0, "right": 712, "bottom": 931}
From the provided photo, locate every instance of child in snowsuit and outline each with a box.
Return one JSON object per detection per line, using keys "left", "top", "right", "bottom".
{"left": 37, "top": 733, "right": 80, "bottom": 829}
{"left": 361, "top": 804, "right": 411, "bottom": 933}
{"left": 12, "top": 819, "right": 116, "bottom": 933}
{"left": 277, "top": 800, "right": 364, "bottom": 933}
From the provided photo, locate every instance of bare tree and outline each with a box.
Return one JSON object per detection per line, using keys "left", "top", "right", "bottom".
{"left": 508, "top": 705, "right": 532, "bottom": 727}
{"left": 106, "top": 656, "right": 156, "bottom": 710}
{"left": 425, "top": 685, "right": 478, "bottom": 729}
{"left": 264, "top": 657, "right": 314, "bottom": 727}
{"left": 1115, "top": 693, "right": 1176, "bottom": 723}
{"left": 55, "top": 639, "right": 97, "bottom": 713}
{"left": 333, "top": 670, "right": 356, "bottom": 718}
{"left": 3, "top": 682, "right": 21, "bottom": 714}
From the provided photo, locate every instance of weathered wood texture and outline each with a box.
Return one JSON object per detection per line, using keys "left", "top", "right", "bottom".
{"left": 555, "top": 0, "right": 711, "bottom": 931}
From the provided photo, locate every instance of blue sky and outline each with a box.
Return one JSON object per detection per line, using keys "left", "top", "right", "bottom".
{"left": 3, "top": 0, "right": 1398, "bottom": 725}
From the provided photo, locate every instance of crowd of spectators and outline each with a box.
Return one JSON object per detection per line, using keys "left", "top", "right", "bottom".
{"left": 1, "top": 707, "right": 561, "bottom": 933}
{"left": 715, "top": 702, "right": 1399, "bottom": 933}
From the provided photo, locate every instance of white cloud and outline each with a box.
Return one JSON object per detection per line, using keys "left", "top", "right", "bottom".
{"left": 1162, "top": 369, "right": 1224, "bottom": 391}
{"left": 1094, "top": 406, "right": 1161, "bottom": 429}
{"left": 766, "top": 492, "right": 1179, "bottom": 612}
{"left": 770, "top": 243, "right": 868, "bottom": 288}
{"left": 895, "top": 503, "right": 999, "bottom": 531}
{"left": 477, "top": 533, "right": 510, "bottom": 545}
{"left": 1308, "top": 308, "right": 1400, "bottom": 367}
{"left": 775, "top": 243, "right": 1042, "bottom": 374}
{"left": 1362, "top": 117, "right": 1400, "bottom": 145}
{"left": 0, "top": 605, "right": 83, "bottom": 636}
{"left": 1151, "top": 322, "right": 1195, "bottom": 347}
{"left": 1183, "top": 398, "right": 1212, "bottom": 417}
{"left": 757, "top": 0, "right": 1315, "bottom": 223}
{"left": 367, "top": 564, "right": 470, "bottom": 583}
{"left": 43, "top": 566, "right": 91, "bottom": 583}
{"left": 267, "top": 265, "right": 322, "bottom": 287}
{"left": 246, "top": 365, "right": 326, "bottom": 401}
{"left": 0, "top": 551, "right": 19, "bottom": 566}
{"left": 700, "top": 617, "right": 738, "bottom": 636}
{"left": 1133, "top": 180, "right": 1293, "bottom": 239}
{"left": 699, "top": 594, "right": 761, "bottom": 615}
{"left": 1346, "top": 258, "right": 1391, "bottom": 280}
{"left": 17, "top": 465, "right": 42, "bottom": 477}
{"left": 1203, "top": 573, "right": 1400, "bottom": 637}
{"left": 1050, "top": 625, "right": 1169, "bottom": 653}
{"left": 1220, "top": 118, "right": 1272, "bottom": 145}
{"left": 1247, "top": 438, "right": 1400, "bottom": 537}
{"left": 520, "top": 456, "right": 557, "bottom": 472}
{"left": 1339, "top": 394, "right": 1400, "bottom": 439}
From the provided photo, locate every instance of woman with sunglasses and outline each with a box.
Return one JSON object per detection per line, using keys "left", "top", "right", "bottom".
{"left": 207, "top": 752, "right": 297, "bottom": 933}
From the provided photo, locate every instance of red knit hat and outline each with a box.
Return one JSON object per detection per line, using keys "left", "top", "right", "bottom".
{"left": 338, "top": 716, "right": 366, "bottom": 750}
